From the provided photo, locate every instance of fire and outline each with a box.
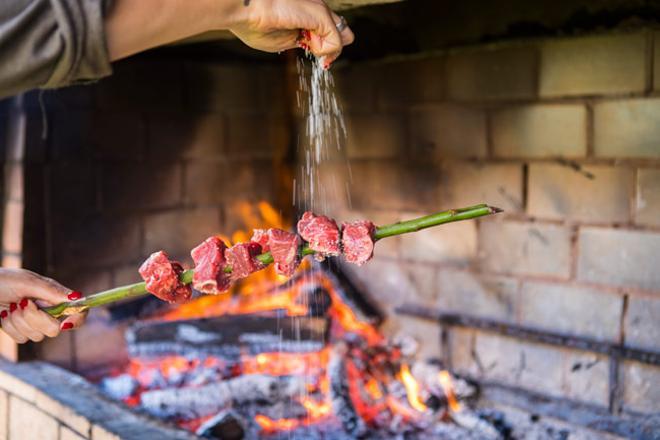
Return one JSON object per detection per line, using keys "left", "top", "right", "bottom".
{"left": 365, "top": 377, "right": 383, "bottom": 400}
{"left": 398, "top": 364, "right": 427, "bottom": 412}
{"left": 300, "top": 398, "right": 332, "bottom": 419}
{"left": 109, "top": 201, "right": 448, "bottom": 435}
{"left": 438, "top": 370, "right": 462, "bottom": 412}
{"left": 255, "top": 414, "right": 300, "bottom": 432}
{"left": 241, "top": 350, "right": 328, "bottom": 378}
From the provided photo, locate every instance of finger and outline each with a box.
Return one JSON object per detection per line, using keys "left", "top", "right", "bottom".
{"left": 21, "top": 300, "right": 60, "bottom": 338}
{"left": 1, "top": 309, "right": 28, "bottom": 343}
{"left": 10, "top": 303, "right": 44, "bottom": 342}
{"left": 306, "top": 4, "right": 343, "bottom": 60}
{"left": 60, "top": 311, "right": 88, "bottom": 332}
{"left": 9, "top": 269, "right": 73, "bottom": 305}
{"left": 329, "top": 12, "right": 354, "bottom": 47}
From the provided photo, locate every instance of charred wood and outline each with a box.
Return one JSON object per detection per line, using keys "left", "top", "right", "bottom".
{"left": 196, "top": 410, "right": 246, "bottom": 440}
{"left": 126, "top": 315, "right": 327, "bottom": 359}
{"left": 140, "top": 374, "right": 305, "bottom": 419}
{"left": 328, "top": 344, "right": 368, "bottom": 438}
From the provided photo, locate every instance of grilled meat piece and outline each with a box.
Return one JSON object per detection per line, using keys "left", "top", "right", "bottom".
{"left": 191, "top": 236, "right": 231, "bottom": 294}
{"left": 341, "top": 220, "right": 376, "bottom": 266}
{"left": 297, "top": 211, "right": 340, "bottom": 261}
{"left": 139, "top": 251, "right": 192, "bottom": 303}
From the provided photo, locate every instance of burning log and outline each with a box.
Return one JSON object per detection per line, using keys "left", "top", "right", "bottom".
{"left": 126, "top": 315, "right": 328, "bottom": 359}
{"left": 195, "top": 410, "right": 247, "bottom": 440}
{"left": 328, "top": 344, "right": 368, "bottom": 438}
{"left": 411, "top": 362, "right": 478, "bottom": 405}
{"left": 140, "top": 374, "right": 306, "bottom": 419}
{"left": 44, "top": 204, "right": 501, "bottom": 318}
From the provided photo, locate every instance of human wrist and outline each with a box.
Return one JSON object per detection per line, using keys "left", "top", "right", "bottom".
{"left": 204, "top": 0, "right": 251, "bottom": 30}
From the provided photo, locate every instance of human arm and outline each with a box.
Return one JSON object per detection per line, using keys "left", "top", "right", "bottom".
{"left": 0, "top": 268, "right": 86, "bottom": 343}
{"left": 0, "top": 0, "right": 353, "bottom": 99}
{"left": 105, "top": 0, "right": 354, "bottom": 64}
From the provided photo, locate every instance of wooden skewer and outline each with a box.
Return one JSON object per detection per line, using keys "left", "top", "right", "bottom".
{"left": 44, "top": 204, "right": 502, "bottom": 318}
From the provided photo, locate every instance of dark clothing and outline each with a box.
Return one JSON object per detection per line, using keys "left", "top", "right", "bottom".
{"left": 0, "top": 0, "right": 112, "bottom": 99}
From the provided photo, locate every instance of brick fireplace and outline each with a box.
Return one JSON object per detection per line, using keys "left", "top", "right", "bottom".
{"left": 0, "top": 3, "right": 659, "bottom": 438}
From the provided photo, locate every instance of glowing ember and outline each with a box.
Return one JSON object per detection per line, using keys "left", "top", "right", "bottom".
{"left": 241, "top": 350, "right": 328, "bottom": 378}
{"left": 255, "top": 414, "right": 300, "bottom": 433}
{"left": 439, "top": 370, "right": 462, "bottom": 412}
{"left": 398, "top": 364, "right": 427, "bottom": 412}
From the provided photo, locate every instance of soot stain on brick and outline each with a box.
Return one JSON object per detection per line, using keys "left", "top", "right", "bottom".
{"left": 529, "top": 228, "right": 549, "bottom": 246}
{"left": 555, "top": 158, "right": 595, "bottom": 180}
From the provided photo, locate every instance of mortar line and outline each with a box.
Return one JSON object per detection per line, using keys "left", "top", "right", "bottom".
{"left": 585, "top": 100, "right": 595, "bottom": 158}
{"left": 645, "top": 30, "right": 654, "bottom": 95}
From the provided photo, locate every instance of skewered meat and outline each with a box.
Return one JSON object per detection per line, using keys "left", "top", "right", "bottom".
{"left": 341, "top": 220, "right": 376, "bottom": 266}
{"left": 139, "top": 251, "right": 192, "bottom": 303}
{"left": 267, "top": 228, "right": 301, "bottom": 277}
{"left": 226, "top": 242, "right": 265, "bottom": 280}
{"left": 250, "top": 229, "right": 270, "bottom": 251}
{"left": 190, "top": 237, "right": 231, "bottom": 294}
{"left": 297, "top": 211, "right": 340, "bottom": 260}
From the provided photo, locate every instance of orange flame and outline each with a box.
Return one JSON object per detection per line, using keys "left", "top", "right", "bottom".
{"left": 300, "top": 398, "right": 332, "bottom": 419}
{"left": 438, "top": 370, "right": 462, "bottom": 412}
{"left": 365, "top": 377, "right": 383, "bottom": 400}
{"left": 398, "top": 364, "right": 427, "bottom": 412}
{"left": 255, "top": 415, "right": 300, "bottom": 432}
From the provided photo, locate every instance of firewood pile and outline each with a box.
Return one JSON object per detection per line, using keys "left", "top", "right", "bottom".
{"left": 96, "top": 269, "right": 514, "bottom": 439}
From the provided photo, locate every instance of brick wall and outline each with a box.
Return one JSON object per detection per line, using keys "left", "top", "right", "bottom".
{"left": 331, "top": 30, "right": 660, "bottom": 415}
{"left": 0, "top": 360, "right": 195, "bottom": 439}
{"left": 25, "top": 55, "right": 291, "bottom": 371}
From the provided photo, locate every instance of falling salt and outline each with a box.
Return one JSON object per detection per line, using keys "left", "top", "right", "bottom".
{"left": 294, "top": 56, "right": 350, "bottom": 213}
{"left": 289, "top": 52, "right": 354, "bottom": 424}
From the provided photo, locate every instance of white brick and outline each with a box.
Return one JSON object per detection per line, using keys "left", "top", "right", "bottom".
{"left": 519, "top": 281, "right": 623, "bottom": 342}
{"left": 441, "top": 162, "right": 524, "bottom": 213}
{"left": 473, "top": 333, "right": 564, "bottom": 398}
{"left": 447, "top": 45, "right": 537, "bottom": 101}
{"left": 9, "top": 396, "right": 58, "bottom": 440}
{"left": 400, "top": 216, "right": 477, "bottom": 265}
{"left": 479, "top": 221, "right": 572, "bottom": 278}
{"left": 410, "top": 104, "right": 487, "bottom": 159}
{"left": 528, "top": 164, "right": 633, "bottom": 223}
{"left": 346, "top": 114, "right": 405, "bottom": 159}
{"left": 563, "top": 352, "right": 610, "bottom": 406}
{"left": 577, "top": 227, "right": 660, "bottom": 291}
{"left": 625, "top": 296, "right": 660, "bottom": 351}
{"left": 492, "top": 104, "right": 587, "bottom": 158}
{"left": 539, "top": 33, "right": 646, "bottom": 97}
{"left": 623, "top": 361, "right": 660, "bottom": 414}
{"left": 635, "top": 168, "right": 660, "bottom": 227}
{"left": 594, "top": 98, "right": 660, "bottom": 158}
{"left": 436, "top": 270, "right": 518, "bottom": 321}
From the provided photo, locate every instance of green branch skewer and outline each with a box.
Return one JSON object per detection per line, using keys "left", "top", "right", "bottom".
{"left": 44, "top": 204, "right": 501, "bottom": 318}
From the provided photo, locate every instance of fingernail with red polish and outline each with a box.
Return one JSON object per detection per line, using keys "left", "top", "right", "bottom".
{"left": 68, "top": 291, "right": 83, "bottom": 301}
{"left": 19, "top": 299, "right": 28, "bottom": 310}
{"left": 9, "top": 303, "right": 17, "bottom": 313}
{"left": 0, "top": 311, "right": 7, "bottom": 319}
{"left": 61, "top": 322, "right": 74, "bottom": 331}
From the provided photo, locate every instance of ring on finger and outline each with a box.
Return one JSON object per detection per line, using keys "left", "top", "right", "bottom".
{"left": 336, "top": 16, "right": 348, "bottom": 33}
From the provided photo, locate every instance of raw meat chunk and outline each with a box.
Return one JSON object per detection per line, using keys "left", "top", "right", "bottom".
{"left": 139, "top": 251, "right": 192, "bottom": 303}
{"left": 226, "top": 242, "right": 264, "bottom": 280}
{"left": 267, "top": 228, "right": 301, "bottom": 277}
{"left": 341, "top": 220, "right": 376, "bottom": 266}
{"left": 250, "top": 229, "right": 270, "bottom": 252}
{"left": 297, "top": 211, "right": 340, "bottom": 260}
{"left": 191, "top": 237, "right": 231, "bottom": 294}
